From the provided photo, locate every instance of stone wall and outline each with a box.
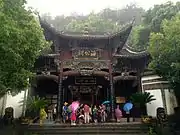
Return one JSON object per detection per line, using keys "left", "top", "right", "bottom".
{"left": 141, "top": 74, "right": 178, "bottom": 117}
{"left": 0, "top": 89, "right": 28, "bottom": 118}
{"left": 0, "top": 96, "right": 6, "bottom": 116}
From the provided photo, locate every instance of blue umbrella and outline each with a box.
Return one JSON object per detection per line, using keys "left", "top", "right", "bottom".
{"left": 102, "top": 101, "right": 110, "bottom": 104}
{"left": 123, "top": 103, "right": 133, "bottom": 112}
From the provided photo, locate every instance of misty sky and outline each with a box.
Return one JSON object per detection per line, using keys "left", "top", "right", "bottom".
{"left": 27, "top": 0, "right": 179, "bottom": 16}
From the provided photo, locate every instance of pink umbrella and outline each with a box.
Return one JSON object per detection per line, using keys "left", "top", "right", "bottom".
{"left": 71, "top": 101, "right": 79, "bottom": 113}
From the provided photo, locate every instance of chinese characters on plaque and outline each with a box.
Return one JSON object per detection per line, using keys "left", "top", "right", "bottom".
{"left": 73, "top": 49, "right": 99, "bottom": 59}
{"left": 75, "top": 77, "right": 96, "bottom": 84}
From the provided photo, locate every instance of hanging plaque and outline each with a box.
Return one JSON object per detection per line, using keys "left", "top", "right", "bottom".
{"left": 73, "top": 49, "right": 99, "bottom": 59}
{"left": 75, "top": 77, "right": 96, "bottom": 84}
{"left": 116, "top": 97, "right": 126, "bottom": 103}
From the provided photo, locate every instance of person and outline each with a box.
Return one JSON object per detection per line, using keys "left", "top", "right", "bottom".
{"left": 84, "top": 104, "right": 91, "bottom": 124}
{"left": 100, "top": 104, "right": 107, "bottom": 122}
{"left": 106, "top": 104, "right": 111, "bottom": 121}
{"left": 70, "top": 110, "right": 77, "bottom": 125}
{"left": 47, "top": 104, "right": 54, "bottom": 121}
{"left": 93, "top": 105, "right": 98, "bottom": 123}
{"left": 40, "top": 108, "right": 47, "bottom": 126}
{"left": 70, "top": 100, "right": 80, "bottom": 125}
{"left": 62, "top": 102, "right": 68, "bottom": 123}
{"left": 115, "top": 105, "right": 123, "bottom": 122}
{"left": 78, "top": 110, "right": 84, "bottom": 124}
{"left": 123, "top": 101, "right": 133, "bottom": 122}
{"left": 53, "top": 104, "right": 57, "bottom": 121}
{"left": 67, "top": 105, "right": 72, "bottom": 121}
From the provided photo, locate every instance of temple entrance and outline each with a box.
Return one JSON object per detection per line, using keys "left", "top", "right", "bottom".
{"left": 115, "top": 80, "right": 138, "bottom": 100}
{"left": 114, "top": 79, "right": 139, "bottom": 117}
{"left": 63, "top": 76, "right": 109, "bottom": 105}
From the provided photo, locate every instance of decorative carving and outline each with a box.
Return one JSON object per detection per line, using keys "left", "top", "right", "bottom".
{"left": 41, "top": 68, "right": 51, "bottom": 75}
{"left": 76, "top": 62, "right": 95, "bottom": 69}
{"left": 79, "top": 70, "right": 93, "bottom": 76}
{"left": 68, "top": 85, "right": 100, "bottom": 94}
{"left": 121, "top": 72, "right": 129, "bottom": 76}
{"left": 63, "top": 60, "right": 108, "bottom": 70}
{"left": 156, "top": 107, "right": 168, "bottom": 126}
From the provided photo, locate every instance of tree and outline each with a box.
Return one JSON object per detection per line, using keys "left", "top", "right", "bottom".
{"left": 143, "top": 1, "right": 180, "bottom": 32}
{"left": 0, "top": 0, "right": 49, "bottom": 95}
{"left": 42, "top": 4, "right": 145, "bottom": 33}
{"left": 148, "top": 14, "right": 180, "bottom": 103}
{"left": 65, "top": 13, "right": 121, "bottom": 33}
{"left": 99, "top": 4, "right": 145, "bottom": 25}
{"left": 130, "top": 92, "right": 156, "bottom": 115}
{"left": 20, "top": 96, "right": 48, "bottom": 112}
{"left": 130, "top": 1, "right": 180, "bottom": 51}
{"left": 129, "top": 25, "right": 151, "bottom": 51}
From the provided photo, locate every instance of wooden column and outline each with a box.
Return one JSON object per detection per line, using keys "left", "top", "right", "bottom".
{"left": 92, "top": 92, "right": 94, "bottom": 105}
{"left": 62, "top": 87, "right": 65, "bottom": 103}
{"left": 109, "top": 61, "right": 115, "bottom": 121}
{"left": 56, "top": 51, "right": 63, "bottom": 122}
{"left": 137, "top": 71, "right": 142, "bottom": 92}
{"left": 107, "top": 88, "right": 109, "bottom": 101}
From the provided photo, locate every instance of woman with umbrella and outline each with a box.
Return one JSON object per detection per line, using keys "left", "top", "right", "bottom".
{"left": 123, "top": 101, "right": 133, "bottom": 122}
{"left": 70, "top": 101, "right": 80, "bottom": 125}
{"left": 102, "top": 101, "right": 110, "bottom": 121}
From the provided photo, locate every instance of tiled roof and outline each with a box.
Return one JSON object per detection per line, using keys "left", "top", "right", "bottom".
{"left": 39, "top": 18, "right": 133, "bottom": 40}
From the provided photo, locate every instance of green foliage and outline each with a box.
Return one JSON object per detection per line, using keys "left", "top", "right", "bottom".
{"left": 130, "top": 1, "right": 180, "bottom": 51}
{"left": 130, "top": 25, "right": 151, "bottom": 51}
{"left": 143, "top": 1, "right": 180, "bottom": 32}
{"left": 20, "top": 96, "right": 48, "bottom": 112}
{"left": 0, "top": 0, "right": 49, "bottom": 95}
{"left": 130, "top": 92, "right": 156, "bottom": 106}
{"left": 147, "top": 127, "right": 157, "bottom": 135}
{"left": 65, "top": 13, "right": 121, "bottom": 33}
{"left": 42, "top": 4, "right": 145, "bottom": 33}
{"left": 148, "top": 14, "right": 180, "bottom": 101}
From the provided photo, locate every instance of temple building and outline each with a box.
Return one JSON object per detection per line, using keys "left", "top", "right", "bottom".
{"left": 30, "top": 18, "right": 150, "bottom": 119}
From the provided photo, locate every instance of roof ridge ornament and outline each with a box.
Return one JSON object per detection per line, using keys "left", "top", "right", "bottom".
{"left": 83, "top": 24, "right": 89, "bottom": 37}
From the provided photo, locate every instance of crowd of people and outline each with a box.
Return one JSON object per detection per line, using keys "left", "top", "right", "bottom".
{"left": 62, "top": 102, "right": 111, "bottom": 125}
{"left": 45, "top": 100, "right": 126, "bottom": 125}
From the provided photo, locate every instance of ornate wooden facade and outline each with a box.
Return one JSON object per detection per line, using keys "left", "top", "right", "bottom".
{"left": 33, "top": 18, "right": 150, "bottom": 120}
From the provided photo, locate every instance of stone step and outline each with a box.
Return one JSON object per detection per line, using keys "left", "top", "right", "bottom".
{"left": 25, "top": 123, "right": 149, "bottom": 135}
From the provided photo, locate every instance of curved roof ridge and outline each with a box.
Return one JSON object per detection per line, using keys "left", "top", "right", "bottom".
{"left": 125, "top": 45, "right": 148, "bottom": 54}
{"left": 110, "top": 19, "right": 134, "bottom": 38}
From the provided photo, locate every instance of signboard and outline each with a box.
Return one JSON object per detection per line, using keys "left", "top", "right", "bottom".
{"left": 73, "top": 49, "right": 99, "bottom": 59}
{"left": 116, "top": 97, "right": 126, "bottom": 103}
{"left": 75, "top": 77, "right": 96, "bottom": 84}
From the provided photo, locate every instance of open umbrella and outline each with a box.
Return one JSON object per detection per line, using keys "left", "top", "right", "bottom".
{"left": 102, "top": 101, "right": 110, "bottom": 105}
{"left": 71, "top": 101, "right": 80, "bottom": 113}
{"left": 123, "top": 103, "right": 133, "bottom": 112}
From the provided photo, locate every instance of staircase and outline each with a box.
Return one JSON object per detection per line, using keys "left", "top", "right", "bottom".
{"left": 25, "top": 122, "right": 149, "bottom": 135}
